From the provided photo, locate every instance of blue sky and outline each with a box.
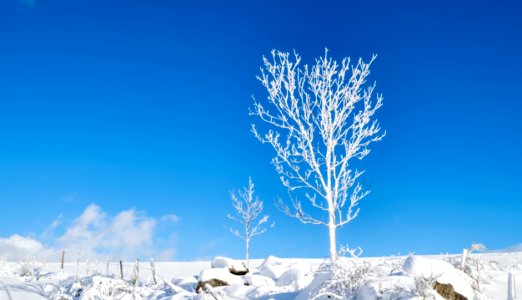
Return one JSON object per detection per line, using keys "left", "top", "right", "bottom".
{"left": 0, "top": 0, "right": 521, "bottom": 261}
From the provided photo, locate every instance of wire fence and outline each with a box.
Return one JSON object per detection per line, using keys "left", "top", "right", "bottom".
{"left": 13, "top": 250, "right": 175, "bottom": 287}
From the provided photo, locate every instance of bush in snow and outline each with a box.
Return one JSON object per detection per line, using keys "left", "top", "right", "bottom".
{"left": 308, "top": 258, "right": 374, "bottom": 299}
{"left": 16, "top": 259, "right": 44, "bottom": 280}
{"left": 303, "top": 247, "right": 375, "bottom": 299}
{"left": 409, "top": 272, "right": 441, "bottom": 299}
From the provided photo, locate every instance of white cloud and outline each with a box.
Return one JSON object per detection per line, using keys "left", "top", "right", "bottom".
{"left": 161, "top": 214, "right": 180, "bottom": 223}
{"left": 58, "top": 204, "right": 158, "bottom": 260}
{"left": 0, "top": 235, "right": 48, "bottom": 261}
{"left": 0, "top": 204, "right": 178, "bottom": 262}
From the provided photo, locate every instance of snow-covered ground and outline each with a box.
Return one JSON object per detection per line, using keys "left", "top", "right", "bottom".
{"left": 0, "top": 252, "right": 520, "bottom": 299}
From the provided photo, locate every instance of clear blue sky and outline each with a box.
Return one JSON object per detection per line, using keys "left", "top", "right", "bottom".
{"left": 0, "top": 0, "right": 521, "bottom": 261}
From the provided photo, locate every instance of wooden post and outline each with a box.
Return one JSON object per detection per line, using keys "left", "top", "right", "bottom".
{"left": 133, "top": 259, "right": 140, "bottom": 285}
{"left": 60, "top": 250, "right": 65, "bottom": 272}
{"left": 119, "top": 260, "right": 124, "bottom": 279}
{"left": 150, "top": 258, "right": 157, "bottom": 285}
{"left": 508, "top": 272, "right": 516, "bottom": 300}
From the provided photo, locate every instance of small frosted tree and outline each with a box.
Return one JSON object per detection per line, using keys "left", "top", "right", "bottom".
{"left": 251, "top": 49, "right": 385, "bottom": 260}
{"left": 227, "top": 177, "right": 272, "bottom": 266}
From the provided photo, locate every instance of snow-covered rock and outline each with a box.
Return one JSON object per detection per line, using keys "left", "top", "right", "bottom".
{"left": 198, "top": 267, "right": 245, "bottom": 286}
{"left": 403, "top": 255, "right": 475, "bottom": 299}
{"left": 210, "top": 256, "right": 237, "bottom": 268}
{"left": 210, "top": 256, "right": 248, "bottom": 275}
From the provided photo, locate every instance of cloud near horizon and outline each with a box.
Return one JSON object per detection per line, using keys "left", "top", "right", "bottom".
{"left": 0, "top": 204, "right": 178, "bottom": 262}
{"left": 498, "top": 243, "right": 522, "bottom": 253}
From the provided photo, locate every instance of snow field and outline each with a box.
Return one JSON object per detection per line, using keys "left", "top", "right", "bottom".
{"left": 0, "top": 252, "right": 520, "bottom": 299}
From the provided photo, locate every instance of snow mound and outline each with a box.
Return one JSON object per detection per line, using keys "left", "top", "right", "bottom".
{"left": 244, "top": 274, "right": 276, "bottom": 287}
{"left": 258, "top": 264, "right": 289, "bottom": 280}
{"left": 175, "top": 276, "right": 198, "bottom": 292}
{"left": 276, "top": 265, "right": 313, "bottom": 290}
{"left": 257, "top": 255, "right": 294, "bottom": 280}
{"left": 260, "top": 255, "right": 285, "bottom": 268}
{"left": 210, "top": 256, "right": 237, "bottom": 268}
{"left": 81, "top": 276, "right": 133, "bottom": 299}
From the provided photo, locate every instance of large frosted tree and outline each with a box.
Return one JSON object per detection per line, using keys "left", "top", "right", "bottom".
{"left": 251, "top": 49, "right": 385, "bottom": 259}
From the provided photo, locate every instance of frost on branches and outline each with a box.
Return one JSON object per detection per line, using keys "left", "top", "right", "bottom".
{"left": 251, "top": 49, "right": 385, "bottom": 259}
{"left": 227, "top": 177, "right": 273, "bottom": 267}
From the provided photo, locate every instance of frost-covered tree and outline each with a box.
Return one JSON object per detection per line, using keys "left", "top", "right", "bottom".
{"left": 251, "top": 49, "right": 384, "bottom": 260}
{"left": 227, "top": 177, "right": 272, "bottom": 266}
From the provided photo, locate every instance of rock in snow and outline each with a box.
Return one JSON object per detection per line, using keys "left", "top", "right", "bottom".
{"left": 403, "top": 255, "right": 475, "bottom": 299}
{"left": 433, "top": 281, "right": 468, "bottom": 300}
{"left": 196, "top": 267, "right": 245, "bottom": 292}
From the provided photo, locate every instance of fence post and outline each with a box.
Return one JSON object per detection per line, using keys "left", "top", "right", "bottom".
{"left": 119, "top": 260, "right": 124, "bottom": 279}
{"left": 106, "top": 257, "right": 110, "bottom": 277}
{"left": 460, "top": 248, "right": 468, "bottom": 270}
{"left": 133, "top": 258, "right": 140, "bottom": 285}
{"left": 60, "top": 250, "right": 65, "bottom": 272}
{"left": 150, "top": 258, "right": 157, "bottom": 285}
{"left": 508, "top": 272, "right": 516, "bottom": 300}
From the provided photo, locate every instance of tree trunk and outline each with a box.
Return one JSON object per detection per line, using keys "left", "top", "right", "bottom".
{"left": 328, "top": 207, "right": 337, "bottom": 260}
{"left": 246, "top": 238, "right": 250, "bottom": 268}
